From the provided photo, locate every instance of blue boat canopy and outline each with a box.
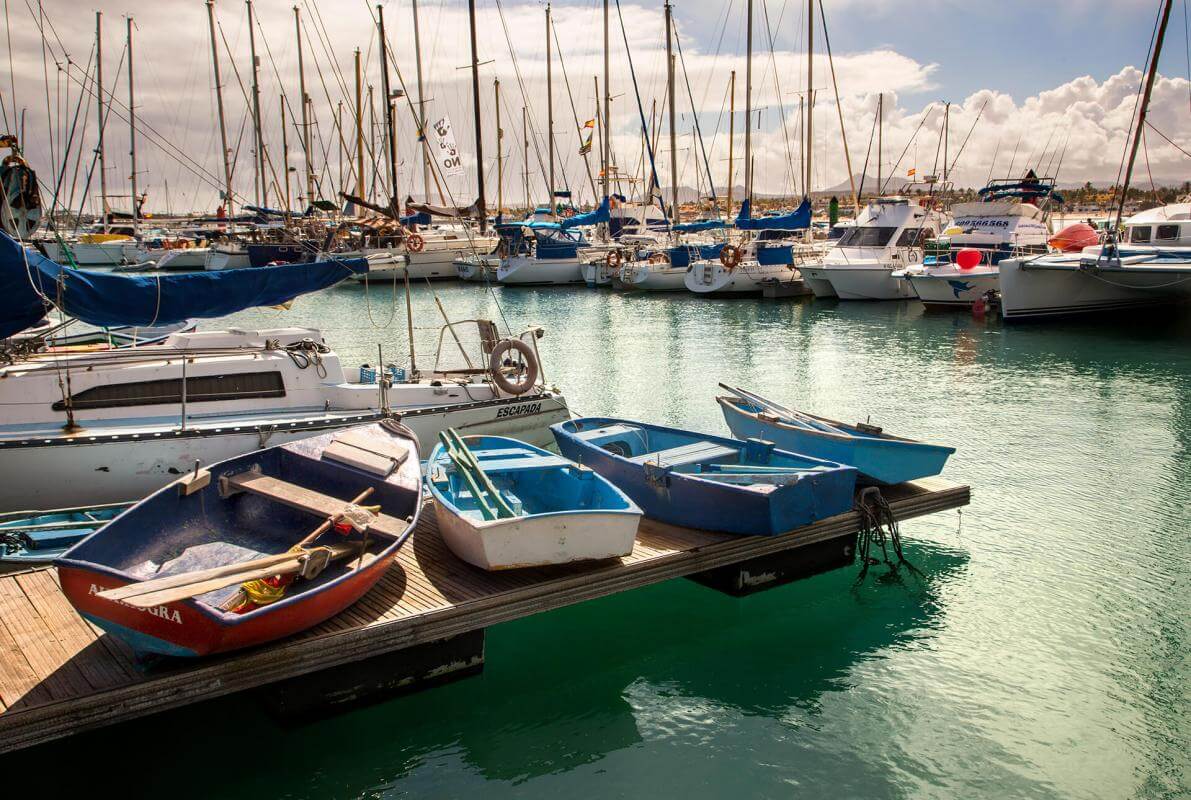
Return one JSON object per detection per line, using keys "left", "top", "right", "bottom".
{"left": 672, "top": 219, "right": 726, "bottom": 233}
{"left": 0, "top": 231, "right": 365, "bottom": 339}
{"left": 734, "top": 198, "right": 811, "bottom": 231}
{"left": 559, "top": 197, "right": 611, "bottom": 230}
{"left": 399, "top": 211, "right": 432, "bottom": 227}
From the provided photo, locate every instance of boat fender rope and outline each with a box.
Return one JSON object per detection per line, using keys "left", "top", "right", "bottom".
{"left": 853, "top": 487, "right": 920, "bottom": 584}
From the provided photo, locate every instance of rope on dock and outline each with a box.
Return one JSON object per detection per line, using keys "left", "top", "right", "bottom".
{"left": 853, "top": 486, "right": 920, "bottom": 584}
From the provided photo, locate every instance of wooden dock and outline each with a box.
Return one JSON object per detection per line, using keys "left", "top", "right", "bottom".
{"left": 0, "top": 477, "right": 968, "bottom": 754}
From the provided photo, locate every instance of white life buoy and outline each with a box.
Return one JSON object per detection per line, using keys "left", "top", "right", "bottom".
{"left": 488, "top": 338, "right": 539, "bottom": 396}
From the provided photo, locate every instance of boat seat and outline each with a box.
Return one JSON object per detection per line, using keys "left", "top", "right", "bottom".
{"left": 220, "top": 469, "right": 408, "bottom": 538}
{"left": 471, "top": 453, "right": 571, "bottom": 472}
{"left": 571, "top": 424, "right": 642, "bottom": 442}
{"left": 627, "top": 441, "right": 739, "bottom": 468}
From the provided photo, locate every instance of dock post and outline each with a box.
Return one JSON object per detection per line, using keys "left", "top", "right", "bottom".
{"left": 257, "top": 629, "right": 485, "bottom": 720}
{"left": 686, "top": 532, "right": 858, "bottom": 596}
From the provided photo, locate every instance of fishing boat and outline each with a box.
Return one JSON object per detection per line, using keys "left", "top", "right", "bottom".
{"left": 801, "top": 196, "right": 950, "bottom": 300}
{"left": 551, "top": 417, "right": 857, "bottom": 536}
{"left": 716, "top": 385, "right": 955, "bottom": 485}
{"left": 426, "top": 431, "right": 641, "bottom": 570}
{"left": 57, "top": 420, "right": 422, "bottom": 658}
{"left": 0, "top": 502, "right": 128, "bottom": 565}
{"left": 897, "top": 174, "right": 1056, "bottom": 308}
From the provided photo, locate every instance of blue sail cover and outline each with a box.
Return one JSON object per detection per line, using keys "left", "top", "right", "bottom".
{"left": 672, "top": 219, "right": 726, "bottom": 233}
{"left": 559, "top": 197, "right": 611, "bottom": 230}
{"left": 734, "top": 198, "right": 811, "bottom": 231}
{"left": 0, "top": 231, "right": 365, "bottom": 339}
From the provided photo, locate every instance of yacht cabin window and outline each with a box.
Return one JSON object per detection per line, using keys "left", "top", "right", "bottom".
{"left": 53, "top": 372, "right": 286, "bottom": 411}
{"left": 838, "top": 226, "right": 897, "bottom": 247}
{"left": 895, "top": 227, "right": 934, "bottom": 247}
{"left": 1155, "top": 224, "right": 1180, "bottom": 241}
{"left": 1129, "top": 226, "right": 1151, "bottom": 243}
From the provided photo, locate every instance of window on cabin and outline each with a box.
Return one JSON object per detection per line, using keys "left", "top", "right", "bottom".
{"left": 895, "top": 227, "right": 933, "bottom": 247}
{"left": 1155, "top": 224, "right": 1180, "bottom": 241}
{"left": 839, "top": 226, "right": 897, "bottom": 247}
{"left": 1129, "top": 226, "right": 1152, "bottom": 243}
{"left": 53, "top": 372, "right": 285, "bottom": 411}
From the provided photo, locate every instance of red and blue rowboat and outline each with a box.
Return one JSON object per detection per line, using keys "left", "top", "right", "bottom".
{"left": 57, "top": 421, "right": 421, "bottom": 658}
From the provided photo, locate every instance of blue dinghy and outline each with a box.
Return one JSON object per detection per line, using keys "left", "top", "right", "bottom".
{"left": 717, "top": 385, "right": 955, "bottom": 485}
{"left": 427, "top": 432, "right": 642, "bottom": 570}
{"left": 551, "top": 418, "right": 857, "bottom": 537}
{"left": 0, "top": 502, "right": 129, "bottom": 565}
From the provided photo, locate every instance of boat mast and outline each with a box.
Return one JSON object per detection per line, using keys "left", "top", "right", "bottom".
{"left": 205, "top": 1, "right": 234, "bottom": 220}
{"left": 744, "top": 0, "right": 753, "bottom": 202}
{"left": 95, "top": 11, "right": 108, "bottom": 231}
{"left": 412, "top": 0, "right": 430, "bottom": 202}
{"left": 602, "top": 0, "right": 610, "bottom": 205}
{"left": 942, "top": 100, "right": 950, "bottom": 187}
{"left": 727, "top": 69, "right": 734, "bottom": 218}
{"left": 523, "top": 105, "right": 530, "bottom": 211}
{"left": 1116, "top": 0, "right": 1173, "bottom": 231}
{"left": 246, "top": 0, "right": 266, "bottom": 208}
{"left": 877, "top": 92, "right": 882, "bottom": 194}
{"left": 295, "top": 5, "right": 313, "bottom": 206}
{"left": 468, "top": 0, "right": 487, "bottom": 233}
{"left": 377, "top": 4, "right": 399, "bottom": 215}
{"left": 665, "top": 1, "right": 679, "bottom": 226}
{"left": 495, "top": 78, "right": 503, "bottom": 217}
{"left": 546, "top": 3, "right": 555, "bottom": 211}
{"left": 355, "top": 49, "right": 365, "bottom": 199}
{"left": 280, "top": 96, "right": 290, "bottom": 210}
{"left": 126, "top": 16, "right": 138, "bottom": 230}
{"left": 805, "top": 0, "right": 813, "bottom": 199}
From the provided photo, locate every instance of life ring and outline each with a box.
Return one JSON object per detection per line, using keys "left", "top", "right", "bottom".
{"left": 719, "top": 244, "right": 742, "bottom": 270}
{"left": 406, "top": 233, "right": 425, "bottom": 253}
{"left": 488, "top": 338, "right": 539, "bottom": 396}
{"left": 605, "top": 249, "right": 623, "bottom": 269}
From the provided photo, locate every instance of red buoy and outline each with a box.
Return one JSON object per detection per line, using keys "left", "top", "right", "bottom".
{"left": 956, "top": 248, "right": 981, "bottom": 269}
{"left": 1048, "top": 223, "right": 1100, "bottom": 253}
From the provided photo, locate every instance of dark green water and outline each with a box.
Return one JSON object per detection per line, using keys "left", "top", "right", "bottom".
{"left": 15, "top": 284, "right": 1191, "bottom": 799}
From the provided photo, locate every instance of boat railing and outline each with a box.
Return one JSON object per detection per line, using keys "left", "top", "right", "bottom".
{"left": 427, "top": 319, "right": 547, "bottom": 388}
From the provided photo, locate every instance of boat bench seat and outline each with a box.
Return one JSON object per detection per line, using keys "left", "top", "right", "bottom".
{"left": 472, "top": 453, "right": 572, "bottom": 472}
{"left": 571, "top": 424, "right": 642, "bottom": 442}
{"left": 221, "top": 470, "right": 408, "bottom": 538}
{"left": 628, "top": 441, "right": 739, "bottom": 468}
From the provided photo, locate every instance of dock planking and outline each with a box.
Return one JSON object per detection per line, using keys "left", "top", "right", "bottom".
{"left": 0, "top": 476, "right": 968, "bottom": 754}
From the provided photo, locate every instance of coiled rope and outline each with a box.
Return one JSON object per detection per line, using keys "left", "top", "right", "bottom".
{"left": 854, "top": 486, "right": 920, "bottom": 584}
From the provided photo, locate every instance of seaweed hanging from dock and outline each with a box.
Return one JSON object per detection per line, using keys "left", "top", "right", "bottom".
{"left": 854, "top": 487, "right": 921, "bottom": 583}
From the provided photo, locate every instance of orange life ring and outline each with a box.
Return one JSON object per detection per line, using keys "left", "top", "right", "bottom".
{"left": 406, "top": 233, "right": 425, "bottom": 253}
{"left": 605, "top": 249, "right": 623, "bottom": 269}
{"left": 719, "top": 244, "right": 742, "bottom": 270}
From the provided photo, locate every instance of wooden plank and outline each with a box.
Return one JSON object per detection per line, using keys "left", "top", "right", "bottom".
{"left": 0, "top": 480, "right": 969, "bottom": 754}
{"left": 224, "top": 472, "right": 410, "bottom": 538}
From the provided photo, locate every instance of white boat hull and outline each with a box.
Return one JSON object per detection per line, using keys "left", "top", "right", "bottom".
{"left": 498, "top": 255, "right": 585, "bottom": 285}
{"left": 820, "top": 266, "right": 917, "bottom": 300}
{"left": 454, "top": 255, "right": 500, "bottom": 282}
{"left": 50, "top": 241, "right": 130, "bottom": 267}
{"left": 204, "top": 249, "right": 251, "bottom": 270}
{"left": 0, "top": 393, "right": 569, "bottom": 511}
{"left": 433, "top": 503, "right": 638, "bottom": 570}
{"left": 904, "top": 268, "right": 999, "bottom": 307}
{"left": 800, "top": 268, "right": 839, "bottom": 298}
{"left": 153, "top": 248, "right": 211, "bottom": 270}
{"left": 620, "top": 262, "right": 689, "bottom": 292}
{"left": 999, "top": 256, "right": 1191, "bottom": 319}
{"left": 685, "top": 260, "right": 794, "bottom": 295}
{"left": 581, "top": 261, "right": 614, "bottom": 287}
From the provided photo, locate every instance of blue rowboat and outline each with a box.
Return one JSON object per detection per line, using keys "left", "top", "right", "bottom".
{"left": 426, "top": 433, "right": 642, "bottom": 570}
{"left": 551, "top": 418, "right": 857, "bottom": 537}
{"left": 716, "top": 388, "right": 955, "bottom": 485}
{"left": 0, "top": 502, "right": 129, "bottom": 565}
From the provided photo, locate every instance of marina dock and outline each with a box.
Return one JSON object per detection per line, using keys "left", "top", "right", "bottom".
{"left": 0, "top": 477, "right": 967, "bottom": 755}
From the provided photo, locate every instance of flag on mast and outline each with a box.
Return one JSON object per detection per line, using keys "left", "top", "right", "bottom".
{"left": 579, "top": 118, "right": 595, "bottom": 155}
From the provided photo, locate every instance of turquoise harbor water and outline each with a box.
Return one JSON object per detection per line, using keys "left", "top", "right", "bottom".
{"left": 14, "top": 283, "right": 1191, "bottom": 798}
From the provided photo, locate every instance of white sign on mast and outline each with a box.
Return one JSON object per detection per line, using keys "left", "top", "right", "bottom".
{"left": 431, "top": 115, "right": 465, "bottom": 177}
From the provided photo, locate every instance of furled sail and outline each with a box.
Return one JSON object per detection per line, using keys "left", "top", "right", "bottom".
{"left": 404, "top": 196, "right": 482, "bottom": 219}
{"left": 559, "top": 197, "right": 611, "bottom": 229}
{"left": 0, "top": 231, "right": 365, "bottom": 339}
{"left": 672, "top": 219, "right": 726, "bottom": 233}
{"left": 734, "top": 198, "right": 811, "bottom": 231}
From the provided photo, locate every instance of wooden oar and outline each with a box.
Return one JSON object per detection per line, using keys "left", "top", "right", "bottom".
{"left": 440, "top": 429, "right": 516, "bottom": 519}
{"left": 100, "top": 487, "right": 377, "bottom": 605}
{"left": 718, "top": 383, "right": 845, "bottom": 435}
{"left": 117, "top": 542, "right": 362, "bottom": 609}
{"left": 439, "top": 431, "right": 498, "bottom": 520}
